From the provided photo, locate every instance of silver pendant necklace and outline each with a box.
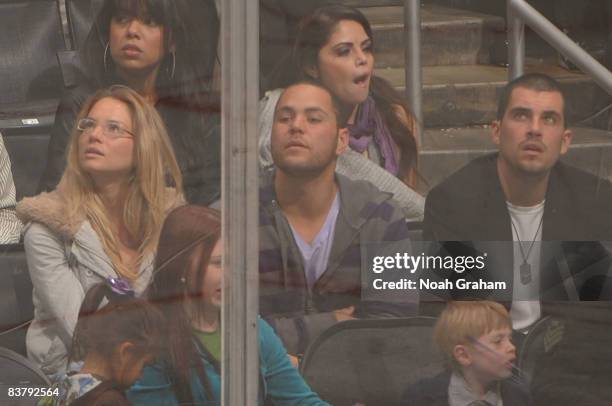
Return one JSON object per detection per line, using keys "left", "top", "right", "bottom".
{"left": 510, "top": 214, "right": 543, "bottom": 285}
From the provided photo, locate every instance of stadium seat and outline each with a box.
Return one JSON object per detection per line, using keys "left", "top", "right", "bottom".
{"left": 520, "top": 309, "right": 612, "bottom": 405}
{"left": 3, "top": 133, "right": 50, "bottom": 200}
{"left": 517, "top": 315, "right": 562, "bottom": 388}
{"left": 300, "top": 317, "right": 443, "bottom": 406}
{"left": 66, "top": 0, "right": 101, "bottom": 51}
{"left": 0, "top": 245, "right": 34, "bottom": 357}
{"left": 0, "top": 0, "right": 69, "bottom": 198}
{"left": 0, "top": 346, "right": 50, "bottom": 405}
{"left": 0, "top": 0, "right": 66, "bottom": 131}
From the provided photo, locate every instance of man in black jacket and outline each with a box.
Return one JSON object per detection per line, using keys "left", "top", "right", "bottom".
{"left": 423, "top": 73, "right": 612, "bottom": 330}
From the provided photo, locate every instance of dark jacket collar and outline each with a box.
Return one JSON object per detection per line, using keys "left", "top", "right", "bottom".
{"left": 476, "top": 154, "right": 513, "bottom": 241}
{"left": 477, "top": 153, "right": 595, "bottom": 241}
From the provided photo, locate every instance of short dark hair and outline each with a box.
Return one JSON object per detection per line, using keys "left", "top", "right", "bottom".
{"left": 278, "top": 80, "right": 351, "bottom": 128}
{"left": 497, "top": 73, "right": 568, "bottom": 127}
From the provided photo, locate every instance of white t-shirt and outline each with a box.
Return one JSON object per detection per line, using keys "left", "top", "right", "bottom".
{"left": 507, "top": 200, "right": 545, "bottom": 332}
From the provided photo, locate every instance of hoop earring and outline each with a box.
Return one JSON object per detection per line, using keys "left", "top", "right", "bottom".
{"left": 103, "top": 42, "right": 110, "bottom": 72}
{"left": 168, "top": 51, "right": 176, "bottom": 80}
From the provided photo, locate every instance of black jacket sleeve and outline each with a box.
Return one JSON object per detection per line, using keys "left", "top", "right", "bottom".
{"left": 164, "top": 108, "right": 221, "bottom": 206}
{"left": 186, "top": 112, "right": 221, "bottom": 206}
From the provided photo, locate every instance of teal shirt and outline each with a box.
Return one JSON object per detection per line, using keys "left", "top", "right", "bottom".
{"left": 127, "top": 318, "right": 329, "bottom": 405}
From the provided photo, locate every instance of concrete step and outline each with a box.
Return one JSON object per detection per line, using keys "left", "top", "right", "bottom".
{"left": 341, "top": 0, "right": 502, "bottom": 16}
{"left": 376, "top": 62, "right": 612, "bottom": 128}
{"left": 341, "top": 0, "right": 402, "bottom": 7}
{"left": 363, "top": 4, "right": 506, "bottom": 68}
{"left": 350, "top": 1, "right": 611, "bottom": 67}
{"left": 419, "top": 126, "right": 612, "bottom": 192}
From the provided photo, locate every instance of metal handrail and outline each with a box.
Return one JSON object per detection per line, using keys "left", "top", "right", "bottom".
{"left": 402, "top": 0, "right": 612, "bottom": 141}
{"left": 507, "top": 0, "right": 612, "bottom": 94}
{"left": 404, "top": 0, "right": 424, "bottom": 146}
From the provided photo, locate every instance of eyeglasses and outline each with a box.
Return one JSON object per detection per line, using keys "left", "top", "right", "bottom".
{"left": 77, "top": 117, "right": 135, "bottom": 139}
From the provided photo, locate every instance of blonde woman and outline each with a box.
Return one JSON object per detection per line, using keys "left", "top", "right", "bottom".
{"left": 17, "top": 85, "right": 183, "bottom": 378}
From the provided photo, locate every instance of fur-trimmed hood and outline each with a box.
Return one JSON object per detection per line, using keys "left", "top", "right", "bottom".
{"left": 16, "top": 187, "right": 185, "bottom": 240}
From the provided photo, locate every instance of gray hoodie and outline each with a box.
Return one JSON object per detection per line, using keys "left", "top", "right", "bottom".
{"left": 17, "top": 188, "right": 183, "bottom": 378}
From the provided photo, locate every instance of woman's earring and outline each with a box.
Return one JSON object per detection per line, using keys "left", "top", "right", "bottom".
{"left": 168, "top": 51, "right": 176, "bottom": 80}
{"left": 103, "top": 42, "right": 111, "bottom": 73}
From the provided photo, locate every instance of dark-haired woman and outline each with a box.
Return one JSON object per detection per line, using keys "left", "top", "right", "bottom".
{"left": 259, "top": 5, "right": 424, "bottom": 220}
{"left": 128, "top": 206, "right": 329, "bottom": 405}
{"left": 40, "top": 0, "right": 220, "bottom": 206}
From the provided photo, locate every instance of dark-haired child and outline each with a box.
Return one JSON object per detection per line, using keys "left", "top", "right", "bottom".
{"left": 403, "top": 301, "right": 531, "bottom": 406}
{"left": 38, "top": 281, "right": 164, "bottom": 406}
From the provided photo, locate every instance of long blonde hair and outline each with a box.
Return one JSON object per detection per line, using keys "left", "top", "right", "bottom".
{"left": 61, "top": 85, "right": 183, "bottom": 280}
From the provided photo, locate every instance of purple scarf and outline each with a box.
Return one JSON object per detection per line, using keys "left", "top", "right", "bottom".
{"left": 346, "top": 97, "right": 399, "bottom": 176}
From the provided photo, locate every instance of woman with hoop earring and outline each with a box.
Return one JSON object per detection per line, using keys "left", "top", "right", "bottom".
{"left": 40, "top": 0, "right": 221, "bottom": 207}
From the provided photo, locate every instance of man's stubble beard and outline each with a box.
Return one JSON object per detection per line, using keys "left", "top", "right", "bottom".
{"left": 271, "top": 140, "right": 339, "bottom": 180}
{"left": 274, "top": 157, "right": 337, "bottom": 179}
